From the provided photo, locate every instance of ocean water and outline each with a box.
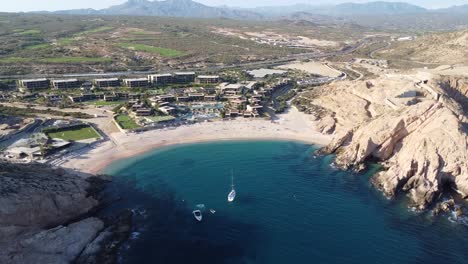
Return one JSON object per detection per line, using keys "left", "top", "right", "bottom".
{"left": 102, "top": 140, "right": 468, "bottom": 264}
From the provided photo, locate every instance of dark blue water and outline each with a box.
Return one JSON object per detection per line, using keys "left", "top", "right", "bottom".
{"left": 102, "top": 140, "right": 468, "bottom": 264}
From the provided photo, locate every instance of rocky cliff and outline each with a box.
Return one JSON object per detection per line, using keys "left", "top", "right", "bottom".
{"left": 297, "top": 73, "right": 468, "bottom": 209}
{"left": 0, "top": 163, "right": 127, "bottom": 264}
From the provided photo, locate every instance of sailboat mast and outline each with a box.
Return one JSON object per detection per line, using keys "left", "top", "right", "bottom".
{"left": 231, "top": 169, "right": 234, "bottom": 189}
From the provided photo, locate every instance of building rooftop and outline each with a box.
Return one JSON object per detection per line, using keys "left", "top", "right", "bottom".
{"left": 95, "top": 78, "right": 119, "bottom": 82}
{"left": 198, "top": 75, "right": 219, "bottom": 79}
{"left": 21, "top": 78, "right": 48, "bottom": 82}
{"left": 150, "top": 73, "right": 172, "bottom": 77}
{"left": 124, "top": 78, "right": 148, "bottom": 82}
{"left": 223, "top": 84, "right": 244, "bottom": 90}
{"left": 174, "top": 72, "right": 196, "bottom": 75}
{"left": 52, "top": 79, "right": 78, "bottom": 83}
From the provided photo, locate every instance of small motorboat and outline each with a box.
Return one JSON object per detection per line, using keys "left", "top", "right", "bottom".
{"left": 192, "top": 210, "right": 202, "bottom": 221}
{"left": 210, "top": 209, "right": 216, "bottom": 214}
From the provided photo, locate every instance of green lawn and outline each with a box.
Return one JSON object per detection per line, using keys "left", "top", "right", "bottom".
{"left": 117, "top": 43, "right": 184, "bottom": 57}
{"left": 78, "top": 26, "right": 114, "bottom": 35}
{"left": 57, "top": 38, "right": 76, "bottom": 46}
{"left": 116, "top": 115, "right": 140, "bottom": 130}
{"left": 47, "top": 126, "right": 100, "bottom": 141}
{"left": 0, "top": 57, "right": 31, "bottom": 63}
{"left": 25, "top": 43, "right": 50, "bottom": 50}
{"left": 18, "top": 29, "right": 41, "bottom": 35}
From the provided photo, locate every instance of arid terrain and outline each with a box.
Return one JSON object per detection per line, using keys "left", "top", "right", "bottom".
{"left": 295, "top": 67, "right": 467, "bottom": 210}
{"left": 0, "top": 3, "right": 468, "bottom": 262}
{"left": 376, "top": 30, "right": 468, "bottom": 67}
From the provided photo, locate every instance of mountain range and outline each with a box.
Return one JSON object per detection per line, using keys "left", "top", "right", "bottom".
{"left": 35, "top": 0, "right": 468, "bottom": 18}
{"left": 33, "top": 0, "right": 468, "bottom": 31}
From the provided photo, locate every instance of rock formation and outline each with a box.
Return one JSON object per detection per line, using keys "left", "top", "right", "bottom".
{"left": 0, "top": 162, "right": 124, "bottom": 264}
{"left": 298, "top": 73, "right": 468, "bottom": 209}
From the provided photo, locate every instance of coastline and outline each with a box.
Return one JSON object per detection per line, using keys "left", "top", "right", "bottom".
{"left": 61, "top": 107, "right": 332, "bottom": 175}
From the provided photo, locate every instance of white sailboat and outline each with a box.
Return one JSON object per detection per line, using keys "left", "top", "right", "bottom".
{"left": 227, "top": 170, "right": 236, "bottom": 202}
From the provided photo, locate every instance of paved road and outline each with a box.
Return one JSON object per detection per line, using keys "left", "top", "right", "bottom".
{"left": 0, "top": 39, "right": 370, "bottom": 80}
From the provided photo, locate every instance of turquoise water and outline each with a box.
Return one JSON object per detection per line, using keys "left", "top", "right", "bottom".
{"left": 102, "top": 141, "right": 468, "bottom": 264}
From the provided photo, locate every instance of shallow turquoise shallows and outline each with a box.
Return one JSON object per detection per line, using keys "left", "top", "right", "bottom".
{"left": 102, "top": 140, "right": 468, "bottom": 264}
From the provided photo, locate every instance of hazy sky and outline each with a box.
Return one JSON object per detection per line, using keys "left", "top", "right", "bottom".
{"left": 2, "top": 0, "right": 468, "bottom": 12}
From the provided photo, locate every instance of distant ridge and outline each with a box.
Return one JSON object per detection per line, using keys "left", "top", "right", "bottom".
{"left": 36, "top": 0, "right": 263, "bottom": 20}
{"left": 29, "top": 0, "right": 468, "bottom": 31}
{"left": 330, "top": 1, "right": 427, "bottom": 14}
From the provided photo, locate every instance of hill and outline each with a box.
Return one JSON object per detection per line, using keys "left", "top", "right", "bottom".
{"left": 45, "top": 0, "right": 262, "bottom": 20}
{"left": 378, "top": 30, "right": 468, "bottom": 66}
{"left": 330, "top": 1, "right": 427, "bottom": 15}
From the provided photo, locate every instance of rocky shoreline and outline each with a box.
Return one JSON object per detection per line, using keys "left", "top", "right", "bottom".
{"left": 0, "top": 162, "right": 131, "bottom": 264}
{"left": 302, "top": 73, "right": 467, "bottom": 211}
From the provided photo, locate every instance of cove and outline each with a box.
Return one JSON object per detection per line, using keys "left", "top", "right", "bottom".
{"left": 101, "top": 140, "right": 468, "bottom": 264}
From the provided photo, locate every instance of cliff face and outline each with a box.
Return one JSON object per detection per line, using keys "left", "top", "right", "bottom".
{"left": 300, "top": 73, "right": 468, "bottom": 209}
{"left": 0, "top": 163, "right": 107, "bottom": 264}
{"left": 436, "top": 76, "right": 468, "bottom": 113}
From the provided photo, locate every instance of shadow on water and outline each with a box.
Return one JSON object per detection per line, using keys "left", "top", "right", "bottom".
{"left": 100, "top": 177, "right": 262, "bottom": 264}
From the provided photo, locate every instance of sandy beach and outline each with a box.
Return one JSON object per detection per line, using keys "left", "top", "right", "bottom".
{"left": 61, "top": 107, "right": 332, "bottom": 174}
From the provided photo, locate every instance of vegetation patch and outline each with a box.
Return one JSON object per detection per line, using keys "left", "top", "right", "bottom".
{"left": 57, "top": 38, "right": 76, "bottom": 46}
{"left": 18, "top": 29, "right": 41, "bottom": 35}
{"left": 89, "top": 100, "right": 128, "bottom": 106}
{"left": 0, "top": 57, "right": 32, "bottom": 63}
{"left": 117, "top": 43, "right": 184, "bottom": 57}
{"left": 77, "top": 26, "right": 114, "bottom": 36}
{"left": 25, "top": 43, "right": 50, "bottom": 50}
{"left": 0, "top": 57, "right": 111, "bottom": 64}
{"left": 116, "top": 114, "right": 140, "bottom": 129}
{"left": 40, "top": 57, "right": 112, "bottom": 64}
{"left": 45, "top": 125, "right": 100, "bottom": 141}
{"left": 0, "top": 105, "right": 93, "bottom": 119}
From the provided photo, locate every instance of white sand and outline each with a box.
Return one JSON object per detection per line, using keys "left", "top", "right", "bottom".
{"left": 61, "top": 107, "right": 332, "bottom": 174}
{"left": 278, "top": 62, "right": 342, "bottom": 78}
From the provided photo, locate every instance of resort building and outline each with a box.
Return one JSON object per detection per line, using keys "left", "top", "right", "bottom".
{"left": 221, "top": 83, "right": 245, "bottom": 95}
{"left": 135, "top": 108, "right": 153, "bottom": 116}
{"left": 104, "top": 94, "right": 118, "bottom": 102}
{"left": 226, "top": 109, "right": 239, "bottom": 117}
{"left": 201, "top": 87, "right": 217, "bottom": 94}
{"left": 155, "top": 95, "right": 176, "bottom": 103}
{"left": 188, "top": 93, "right": 205, "bottom": 101}
{"left": 131, "top": 103, "right": 145, "bottom": 111}
{"left": 44, "top": 94, "right": 62, "bottom": 102}
{"left": 113, "top": 91, "right": 129, "bottom": 99}
{"left": 128, "top": 93, "right": 141, "bottom": 100}
{"left": 196, "top": 75, "right": 220, "bottom": 84}
{"left": 159, "top": 106, "right": 177, "bottom": 115}
{"left": 244, "top": 81, "right": 259, "bottom": 91}
{"left": 148, "top": 74, "right": 173, "bottom": 86}
{"left": 18, "top": 78, "right": 50, "bottom": 90}
{"left": 123, "top": 78, "right": 149, "bottom": 88}
{"left": 247, "top": 104, "right": 264, "bottom": 112}
{"left": 230, "top": 99, "right": 246, "bottom": 108}
{"left": 205, "top": 95, "right": 217, "bottom": 102}
{"left": 176, "top": 96, "right": 189, "bottom": 102}
{"left": 173, "top": 72, "right": 196, "bottom": 84}
{"left": 94, "top": 78, "right": 120, "bottom": 88}
{"left": 52, "top": 79, "right": 80, "bottom": 89}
